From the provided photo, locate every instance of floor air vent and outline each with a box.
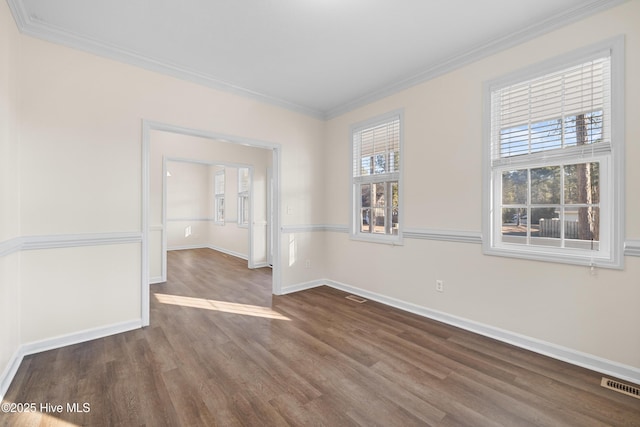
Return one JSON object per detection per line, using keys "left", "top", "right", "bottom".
{"left": 601, "top": 377, "right": 640, "bottom": 399}
{"left": 345, "top": 295, "right": 367, "bottom": 303}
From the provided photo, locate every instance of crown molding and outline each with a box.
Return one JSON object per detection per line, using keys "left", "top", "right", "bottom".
{"left": 324, "top": 0, "right": 628, "bottom": 119}
{"left": 5, "top": 0, "right": 324, "bottom": 120}
{"left": 6, "top": 0, "right": 628, "bottom": 121}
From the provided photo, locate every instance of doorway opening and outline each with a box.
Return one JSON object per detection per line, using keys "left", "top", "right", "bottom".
{"left": 142, "top": 120, "right": 281, "bottom": 326}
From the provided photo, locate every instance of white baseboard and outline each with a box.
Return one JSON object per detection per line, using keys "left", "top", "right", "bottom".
{"left": 149, "top": 276, "right": 165, "bottom": 284}
{"left": 167, "top": 244, "right": 209, "bottom": 251}
{"left": 20, "top": 319, "right": 142, "bottom": 357}
{"left": 280, "top": 279, "right": 325, "bottom": 295}
{"left": 206, "top": 245, "right": 248, "bottom": 261}
{"left": 250, "top": 262, "right": 270, "bottom": 269}
{"left": 0, "top": 319, "right": 142, "bottom": 402}
{"left": 284, "top": 278, "right": 640, "bottom": 386}
{"left": 167, "top": 245, "right": 248, "bottom": 261}
{"left": 0, "top": 347, "right": 23, "bottom": 402}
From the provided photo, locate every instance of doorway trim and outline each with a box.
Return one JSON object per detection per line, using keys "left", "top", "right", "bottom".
{"left": 141, "top": 120, "right": 282, "bottom": 326}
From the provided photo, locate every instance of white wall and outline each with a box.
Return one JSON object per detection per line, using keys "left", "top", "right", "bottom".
{"left": 0, "top": 0, "right": 21, "bottom": 397}
{"left": 166, "top": 161, "right": 213, "bottom": 250}
{"left": 324, "top": 1, "right": 640, "bottom": 371}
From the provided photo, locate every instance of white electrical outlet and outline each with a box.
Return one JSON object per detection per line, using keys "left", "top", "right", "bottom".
{"left": 305, "top": 259, "right": 311, "bottom": 268}
{"left": 436, "top": 280, "right": 444, "bottom": 292}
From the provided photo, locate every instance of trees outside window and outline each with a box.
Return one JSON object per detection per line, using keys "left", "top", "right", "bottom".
{"left": 483, "top": 38, "right": 624, "bottom": 268}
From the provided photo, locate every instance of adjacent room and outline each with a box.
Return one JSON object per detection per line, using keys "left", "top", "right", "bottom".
{"left": 1, "top": 0, "right": 639, "bottom": 425}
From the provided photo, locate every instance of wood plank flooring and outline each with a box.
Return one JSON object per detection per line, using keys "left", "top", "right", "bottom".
{"left": 2, "top": 248, "right": 639, "bottom": 426}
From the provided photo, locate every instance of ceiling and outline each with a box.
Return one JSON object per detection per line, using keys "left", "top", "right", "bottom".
{"left": 8, "top": 0, "right": 625, "bottom": 118}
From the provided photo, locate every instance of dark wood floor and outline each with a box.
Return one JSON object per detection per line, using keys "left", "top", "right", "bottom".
{"left": 2, "top": 248, "right": 639, "bottom": 426}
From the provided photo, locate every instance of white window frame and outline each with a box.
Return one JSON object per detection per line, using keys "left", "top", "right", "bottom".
{"left": 214, "top": 170, "right": 225, "bottom": 225}
{"left": 237, "top": 167, "right": 250, "bottom": 228}
{"left": 350, "top": 110, "right": 403, "bottom": 244}
{"left": 482, "top": 37, "right": 625, "bottom": 269}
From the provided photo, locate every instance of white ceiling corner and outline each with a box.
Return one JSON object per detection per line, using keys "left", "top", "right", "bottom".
{"left": 6, "top": 0, "right": 628, "bottom": 120}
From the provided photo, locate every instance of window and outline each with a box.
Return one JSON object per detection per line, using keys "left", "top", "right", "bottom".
{"left": 238, "top": 167, "right": 250, "bottom": 227}
{"left": 483, "top": 38, "right": 624, "bottom": 268}
{"left": 351, "top": 110, "right": 402, "bottom": 243}
{"left": 214, "top": 170, "right": 225, "bottom": 224}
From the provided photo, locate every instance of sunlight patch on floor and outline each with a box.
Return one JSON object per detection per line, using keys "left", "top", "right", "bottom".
{"left": 1, "top": 406, "right": 79, "bottom": 427}
{"left": 154, "top": 293, "right": 290, "bottom": 320}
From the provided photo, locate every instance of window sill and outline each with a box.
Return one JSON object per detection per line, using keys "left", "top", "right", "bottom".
{"left": 483, "top": 245, "right": 622, "bottom": 269}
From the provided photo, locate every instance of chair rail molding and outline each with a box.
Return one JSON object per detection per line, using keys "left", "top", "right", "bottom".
{"left": 624, "top": 240, "right": 640, "bottom": 257}
{"left": 0, "top": 232, "right": 143, "bottom": 256}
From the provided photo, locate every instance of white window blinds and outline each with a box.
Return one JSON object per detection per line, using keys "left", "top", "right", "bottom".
{"left": 215, "top": 171, "right": 225, "bottom": 195}
{"left": 238, "top": 168, "right": 249, "bottom": 193}
{"left": 492, "top": 54, "right": 611, "bottom": 163}
{"left": 353, "top": 117, "right": 400, "bottom": 179}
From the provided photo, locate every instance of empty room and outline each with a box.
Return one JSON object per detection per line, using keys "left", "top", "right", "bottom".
{"left": 1, "top": 0, "right": 639, "bottom": 425}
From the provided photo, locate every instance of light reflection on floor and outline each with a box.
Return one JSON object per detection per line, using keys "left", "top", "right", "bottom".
{"left": 154, "top": 293, "right": 290, "bottom": 321}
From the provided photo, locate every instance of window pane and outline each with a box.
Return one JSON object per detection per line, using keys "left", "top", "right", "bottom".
{"left": 502, "top": 170, "right": 528, "bottom": 204}
{"left": 391, "top": 182, "right": 398, "bottom": 209}
{"left": 374, "top": 154, "right": 386, "bottom": 174}
{"left": 373, "top": 182, "right": 385, "bottom": 207}
{"left": 536, "top": 217, "right": 561, "bottom": 238}
{"left": 361, "top": 209, "right": 371, "bottom": 232}
{"left": 501, "top": 207, "right": 527, "bottom": 243}
{"left": 569, "top": 206, "right": 600, "bottom": 241}
{"left": 216, "top": 197, "right": 225, "bottom": 222}
{"left": 361, "top": 184, "right": 371, "bottom": 208}
{"left": 564, "top": 163, "right": 600, "bottom": 204}
{"left": 391, "top": 182, "right": 399, "bottom": 234}
{"left": 531, "top": 208, "right": 561, "bottom": 246}
{"left": 242, "top": 196, "right": 249, "bottom": 223}
{"left": 565, "top": 207, "right": 600, "bottom": 249}
{"left": 502, "top": 208, "right": 526, "bottom": 225}
{"left": 531, "top": 166, "right": 560, "bottom": 204}
{"left": 372, "top": 207, "right": 386, "bottom": 234}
